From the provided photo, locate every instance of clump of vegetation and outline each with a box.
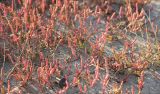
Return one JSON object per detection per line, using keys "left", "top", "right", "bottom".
{"left": 0, "top": 0, "right": 159, "bottom": 94}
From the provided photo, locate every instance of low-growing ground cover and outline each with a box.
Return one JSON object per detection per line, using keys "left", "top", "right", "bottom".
{"left": 0, "top": 0, "right": 160, "bottom": 94}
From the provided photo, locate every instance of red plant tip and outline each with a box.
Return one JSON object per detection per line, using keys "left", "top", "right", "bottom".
{"left": 105, "top": 22, "right": 110, "bottom": 33}
{"left": 80, "top": 56, "right": 84, "bottom": 69}
{"left": 17, "top": 0, "right": 22, "bottom": 5}
{"left": 84, "top": 85, "right": 87, "bottom": 93}
{"left": 49, "top": 67, "right": 56, "bottom": 75}
{"left": 3, "top": 8, "right": 8, "bottom": 17}
{"left": 52, "top": 0, "right": 55, "bottom": 4}
{"left": 72, "top": 77, "right": 78, "bottom": 86}
{"left": 91, "top": 79, "right": 97, "bottom": 88}
{"left": 135, "top": 3, "right": 139, "bottom": 14}
{"left": 56, "top": 0, "right": 62, "bottom": 7}
{"left": 110, "top": 12, "right": 116, "bottom": 20}
{"left": 119, "top": 6, "right": 124, "bottom": 18}
{"left": 131, "top": 86, "right": 135, "bottom": 94}
{"left": 0, "top": 24, "right": 3, "bottom": 32}
{"left": 41, "top": 0, "right": 46, "bottom": 13}
{"left": 7, "top": 80, "right": 11, "bottom": 94}
{"left": 24, "top": 8, "right": 28, "bottom": 24}
{"left": 138, "top": 71, "right": 144, "bottom": 90}
{"left": 97, "top": 17, "right": 101, "bottom": 24}
{"left": 78, "top": 83, "right": 87, "bottom": 93}
{"left": 138, "top": 78, "right": 143, "bottom": 90}
{"left": 102, "top": 73, "right": 109, "bottom": 85}
{"left": 74, "top": 1, "right": 78, "bottom": 14}
{"left": 11, "top": 0, "right": 14, "bottom": 12}
{"left": 78, "top": 83, "right": 83, "bottom": 92}
{"left": 95, "top": 63, "right": 99, "bottom": 79}
{"left": 90, "top": 56, "right": 95, "bottom": 64}
{"left": 39, "top": 52, "right": 44, "bottom": 61}
{"left": 22, "top": 59, "right": 29, "bottom": 71}
{"left": 11, "top": 34, "right": 19, "bottom": 43}
{"left": 29, "top": 0, "right": 32, "bottom": 5}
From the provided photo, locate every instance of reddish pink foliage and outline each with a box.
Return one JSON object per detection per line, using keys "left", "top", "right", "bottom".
{"left": 105, "top": 22, "right": 110, "bottom": 33}
{"left": 73, "top": 1, "right": 78, "bottom": 14}
{"left": 41, "top": 0, "right": 46, "bottom": 13}
{"left": 102, "top": 74, "right": 109, "bottom": 89}
{"left": 39, "top": 52, "right": 44, "bottom": 61}
{"left": 29, "top": 0, "right": 32, "bottom": 5}
{"left": 84, "top": 85, "right": 87, "bottom": 93}
{"left": 78, "top": 83, "right": 83, "bottom": 92}
{"left": 11, "top": 0, "right": 14, "bottom": 12}
{"left": 71, "top": 47, "right": 76, "bottom": 57}
{"left": 3, "top": 8, "right": 8, "bottom": 16}
{"left": 131, "top": 85, "right": 135, "bottom": 94}
{"left": 135, "top": 3, "right": 139, "bottom": 14}
{"left": 138, "top": 71, "right": 144, "bottom": 90}
{"left": 22, "top": 58, "right": 29, "bottom": 71}
{"left": 8, "top": 80, "right": 10, "bottom": 94}
{"left": 57, "top": 0, "right": 62, "bottom": 7}
{"left": 52, "top": 0, "right": 55, "bottom": 4}
{"left": 17, "top": 0, "right": 22, "bottom": 5}
{"left": 12, "top": 34, "right": 19, "bottom": 42}
{"left": 110, "top": 12, "right": 116, "bottom": 20}
{"left": 0, "top": 24, "right": 3, "bottom": 32}
{"left": 49, "top": 62, "right": 58, "bottom": 75}
{"left": 119, "top": 6, "right": 124, "bottom": 18}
